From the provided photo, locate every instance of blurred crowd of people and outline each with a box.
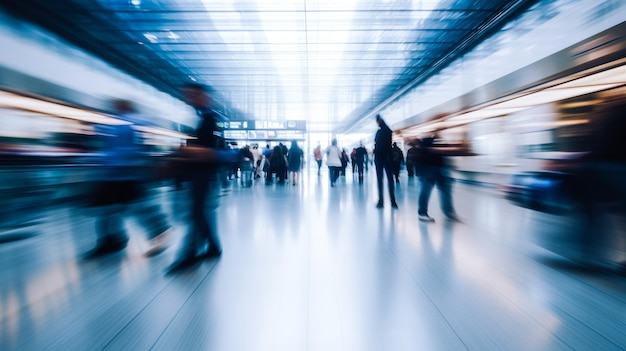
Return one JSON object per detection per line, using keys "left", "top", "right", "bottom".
{"left": 81, "top": 85, "right": 470, "bottom": 276}
{"left": 227, "top": 140, "right": 304, "bottom": 186}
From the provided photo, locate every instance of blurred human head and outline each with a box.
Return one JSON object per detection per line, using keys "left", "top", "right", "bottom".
{"left": 112, "top": 99, "right": 135, "bottom": 114}
{"left": 181, "top": 83, "right": 211, "bottom": 109}
{"left": 408, "top": 138, "right": 420, "bottom": 147}
{"left": 375, "top": 114, "right": 388, "bottom": 128}
{"left": 291, "top": 139, "right": 298, "bottom": 148}
{"left": 331, "top": 138, "right": 337, "bottom": 146}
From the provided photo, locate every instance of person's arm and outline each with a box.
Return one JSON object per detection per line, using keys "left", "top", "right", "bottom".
{"left": 429, "top": 142, "right": 477, "bottom": 156}
{"left": 171, "top": 145, "right": 237, "bottom": 163}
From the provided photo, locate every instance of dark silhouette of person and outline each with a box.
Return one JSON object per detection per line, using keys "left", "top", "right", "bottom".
{"left": 340, "top": 148, "right": 349, "bottom": 176}
{"left": 325, "top": 138, "right": 342, "bottom": 187}
{"left": 167, "top": 83, "right": 228, "bottom": 272}
{"left": 239, "top": 145, "right": 254, "bottom": 186}
{"left": 355, "top": 143, "right": 367, "bottom": 184}
{"left": 267, "top": 145, "right": 287, "bottom": 184}
{"left": 405, "top": 139, "right": 421, "bottom": 177}
{"left": 374, "top": 115, "right": 397, "bottom": 208}
{"left": 417, "top": 134, "right": 459, "bottom": 222}
{"left": 287, "top": 140, "right": 304, "bottom": 185}
{"left": 391, "top": 142, "right": 404, "bottom": 183}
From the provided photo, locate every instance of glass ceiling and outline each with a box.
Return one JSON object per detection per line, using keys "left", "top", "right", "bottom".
{"left": 0, "top": 0, "right": 539, "bottom": 132}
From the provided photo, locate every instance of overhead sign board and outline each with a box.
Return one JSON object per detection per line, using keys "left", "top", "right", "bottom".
{"left": 224, "top": 120, "right": 306, "bottom": 140}
{"left": 224, "top": 120, "right": 306, "bottom": 131}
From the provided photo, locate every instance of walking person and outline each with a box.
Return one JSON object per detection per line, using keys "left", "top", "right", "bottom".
{"left": 351, "top": 148, "right": 357, "bottom": 174}
{"left": 267, "top": 145, "right": 287, "bottom": 185}
{"left": 391, "top": 142, "right": 404, "bottom": 183}
{"left": 313, "top": 142, "right": 323, "bottom": 176}
{"left": 340, "top": 148, "right": 349, "bottom": 176}
{"left": 417, "top": 134, "right": 460, "bottom": 222}
{"left": 374, "top": 115, "right": 398, "bottom": 209}
{"left": 405, "top": 139, "right": 421, "bottom": 177}
{"left": 251, "top": 144, "right": 262, "bottom": 179}
{"left": 325, "top": 138, "right": 342, "bottom": 187}
{"left": 288, "top": 139, "right": 304, "bottom": 185}
{"left": 167, "top": 84, "right": 232, "bottom": 272}
{"left": 84, "top": 99, "right": 171, "bottom": 258}
{"left": 355, "top": 142, "right": 367, "bottom": 184}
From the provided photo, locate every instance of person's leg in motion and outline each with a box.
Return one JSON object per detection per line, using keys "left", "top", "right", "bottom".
{"left": 384, "top": 161, "right": 398, "bottom": 208}
{"left": 436, "top": 168, "right": 458, "bottom": 220}
{"left": 357, "top": 161, "right": 364, "bottom": 184}
{"left": 375, "top": 159, "right": 385, "bottom": 207}
{"left": 203, "top": 176, "right": 221, "bottom": 256}
{"left": 418, "top": 166, "right": 436, "bottom": 221}
{"left": 85, "top": 204, "right": 128, "bottom": 258}
{"left": 328, "top": 166, "right": 334, "bottom": 186}
{"left": 168, "top": 171, "right": 219, "bottom": 272}
{"left": 135, "top": 186, "right": 172, "bottom": 256}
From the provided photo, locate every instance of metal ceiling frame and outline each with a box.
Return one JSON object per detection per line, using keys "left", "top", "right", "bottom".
{"left": 0, "top": 0, "right": 541, "bottom": 132}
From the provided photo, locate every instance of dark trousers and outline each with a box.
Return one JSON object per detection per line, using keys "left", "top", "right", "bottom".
{"left": 392, "top": 162, "right": 401, "bottom": 182}
{"left": 418, "top": 166, "right": 454, "bottom": 217}
{"left": 316, "top": 159, "right": 322, "bottom": 175}
{"left": 328, "top": 166, "right": 341, "bottom": 185}
{"left": 406, "top": 162, "right": 416, "bottom": 177}
{"left": 266, "top": 168, "right": 286, "bottom": 184}
{"left": 356, "top": 160, "right": 364, "bottom": 183}
{"left": 180, "top": 171, "right": 220, "bottom": 257}
{"left": 95, "top": 181, "right": 168, "bottom": 245}
{"left": 375, "top": 158, "right": 396, "bottom": 204}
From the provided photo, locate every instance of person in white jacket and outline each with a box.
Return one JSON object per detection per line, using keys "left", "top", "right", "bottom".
{"left": 325, "top": 138, "right": 342, "bottom": 187}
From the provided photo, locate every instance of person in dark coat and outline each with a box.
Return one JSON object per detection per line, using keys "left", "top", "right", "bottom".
{"left": 355, "top": 143, "right": 367, "bottom": 184}
{"left": 405, "top": 139, "right": 421, "bottom": 177}
{"left": 267, "top": 145, "right": 287, "bottom": 184}
{"left": 167, "top": 83, "right": 228, "bottom": 272}
{"left": 391, "top": 142, "right": 404, "bottom": 183}
{"left": 374, "top": 115, "right": 397, "bottom": 208}
{"left": 287, "top": 139, "right": 304, "bottom": 185}
{"left": 417, "top": 134, "right": 459, "bottom": 222}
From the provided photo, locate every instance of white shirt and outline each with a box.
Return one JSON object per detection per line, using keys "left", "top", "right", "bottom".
{"left": 325, "top": 145, "right": 342, "bottom": 167}
{"left": 251, "top": 147, "right": 261, "bottom": 163}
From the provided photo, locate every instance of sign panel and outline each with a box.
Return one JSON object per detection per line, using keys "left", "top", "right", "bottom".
{"left": 223, "top": 120, "right": 306, "bottom": 140}
{"left": 223, "top": 130, "right": 249, "bottom": 139}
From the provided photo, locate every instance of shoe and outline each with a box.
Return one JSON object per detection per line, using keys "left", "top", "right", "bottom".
{"left": 165, "top": 255, "right": 201, "bottom": 274}
{"left": 418, "top": 214, "right": 435, "bottom": 222}
{"left": 144, "top": 229, "right": 171, "bottom": 257}
{"left": 391, "top": 202, "right": 398, "bottom": 209}
{"left": 376, "top": 201, "right": 384, "bottom": 209}
{"left": 83, "top": 239, "right": 127, "bottom": 259}
{"left": 445, "top": 214, "right": 462, "bottom": 222}
{"left": 203, "top": 247, "right": 222, "bottom": 259}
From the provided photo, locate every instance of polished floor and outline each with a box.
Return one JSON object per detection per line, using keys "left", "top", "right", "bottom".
{"left": 1, "top": 168, "right": 625, "bottom": 351}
